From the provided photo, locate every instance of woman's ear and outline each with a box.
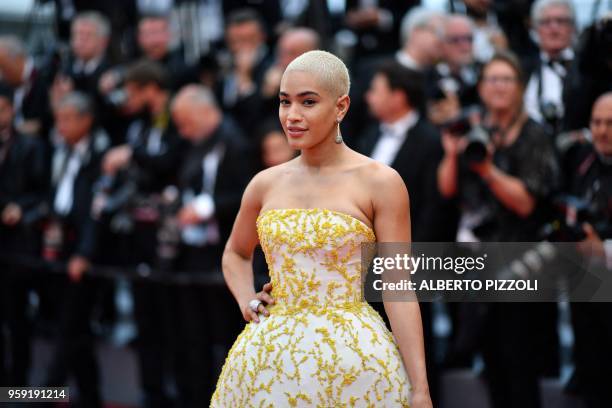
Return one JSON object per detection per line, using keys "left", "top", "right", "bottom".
{"left": 336, "top": 94, "right": 351, "bottom": 121}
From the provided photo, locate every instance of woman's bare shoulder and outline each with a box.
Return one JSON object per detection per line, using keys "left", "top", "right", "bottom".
{"left": 351, "top": 153, "right": 406, "bottom": 191}
{"left": 244, "top": 159, "right": 299, "bottom": 199}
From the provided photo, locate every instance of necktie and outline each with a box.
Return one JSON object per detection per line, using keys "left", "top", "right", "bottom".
{"left": 54, "top": 146, "right": 80, "bottom": 215}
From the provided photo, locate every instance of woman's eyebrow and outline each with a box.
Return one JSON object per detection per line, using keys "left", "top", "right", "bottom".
{"left": 278, "top": 91, "right": 321, "bottom": 97}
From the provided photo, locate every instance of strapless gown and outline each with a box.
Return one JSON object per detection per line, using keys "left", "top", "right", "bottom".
{"left": 211, "top": 208, "right": 412, "bottom": 407}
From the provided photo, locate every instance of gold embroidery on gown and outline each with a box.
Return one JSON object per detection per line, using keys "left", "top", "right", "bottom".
{"left": 211, "top": 208, "right": 412, "bottom": 407}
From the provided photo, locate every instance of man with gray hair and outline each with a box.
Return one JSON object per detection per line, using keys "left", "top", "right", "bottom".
{"left": 49, "top": 11, "right": 112, "bottom": 128}
{"left": 428, "top": 14, "right": 480, "bottom": 126}
{"left": 170, "top": 84, "right": 252, "bottom": 405}
{"left": 563, "top": 92, "right": 612, "bottom": 408}
{"left": 43, "top": 90, "right": 109, "bottom": 408}
{"left": 524, "top": 0, "right": 576, "bottom": 134}
{"left": 62, "top": 11, "right": 111, "bottom": 95}
{"left": 397, "top": 7, "right": 446, "bottom": 72}
{"left": 0, "top": 36, "right": 49, "bottom": 136}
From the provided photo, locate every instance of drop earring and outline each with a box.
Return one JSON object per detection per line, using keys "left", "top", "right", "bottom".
{"left": 335, "top": 119, "right": 343, "bottom": 144}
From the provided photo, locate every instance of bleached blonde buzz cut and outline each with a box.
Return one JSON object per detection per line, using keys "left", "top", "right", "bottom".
{"left": 283, "top": 50, "right": 350, "bottom": 97}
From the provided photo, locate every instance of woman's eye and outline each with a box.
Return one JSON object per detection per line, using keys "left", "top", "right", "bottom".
{"left": 279, "top": 99, "right": 290, "bottom": 106}
{"left": 303, "top": 99, "right": 316, "bottom": 106}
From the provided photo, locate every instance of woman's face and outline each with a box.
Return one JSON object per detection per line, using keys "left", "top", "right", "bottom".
{"left": 478, "top": 60, "right": 522, "bottom": 113}
{"left": 262, "top": 130, "right": 295, "bottom": 167}
{"left": 279, "top": 70, "right": 348, "bottom": 150}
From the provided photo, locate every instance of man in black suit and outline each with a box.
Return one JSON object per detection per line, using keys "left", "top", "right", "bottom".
{"left": 344, "top": 0, "right": 417, "bottom": 60}
{"left": 98, "top": 13, "right": 188, "bottom": 103}
{"left": 101, "top": 60, "right": 185, "bottom": 408}
{"left": 564, "top": 93, "right": 612, "bottom": 408}
{"left": 218, "top": 8, "right": 273, "bottom": 136}
{"left": 0, "top": 36, "right": 51, "bottom": 137}
{"left": 359, "top": 61, "right": 458, "bottom": 406}
{"left": 222, "top": 1, "right": 283, "bottom": 42}
{"left": 44, "top": 0, "right": 138, "bottom": 59}
{"left": 361, "top": 61, "right": 457, "bottom": 242}
{"left": 523, "top": 0, "right": 576, "bottom": 135}
{"left": 343, "top": 7, "right": 445, "bottom": 146}
{"left": 62, "top": 12, "right": 111, "bottom": 97}
{"left": 44, "top": 91, "right": 109, "bottom": 408}
{"left": 49, "top": 12, "right": 113, "bottom": 134}
{"left": 0, "top": 83, "right": 47, "bottom": 387}
{"left": 171, "top": 84, "right": 252, "bottom": 406}
{"left": 135, "top": 14, "right": 189, "bottom": 88}
{"left": 427, "top": 14, "right": 480, "bottom": 126}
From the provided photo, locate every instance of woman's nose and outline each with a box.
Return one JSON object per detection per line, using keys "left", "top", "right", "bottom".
{"left": 287, "top": 105, "right": 301, "bottom": 121}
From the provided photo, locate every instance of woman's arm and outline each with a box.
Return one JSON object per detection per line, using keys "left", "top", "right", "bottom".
{"left": 370, "top": 165, "right": 431, "bottom": 405}
{"left": 471, "top": 161, "right": 536, "bottom": 217}
{"left": 222, "top": 172, "right": 273, "bottom": 323}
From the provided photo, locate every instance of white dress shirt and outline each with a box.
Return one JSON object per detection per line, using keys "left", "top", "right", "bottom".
{"left": 370, "top": 111, "right": 419, "bottom": 166}
{"left": 395, "top": 50, "right": 421, "bottom": 71}
{"left": 182, "top": 142, "right": 225, "bottom": 246}
{"left": 53, "top": 137, "right": 89, "bottom": 216}
{"left": 524, "top": 48, "right": 574, "bottom": 124}
{"left": 73, "top": 56, "right": 103, "bottom": 76}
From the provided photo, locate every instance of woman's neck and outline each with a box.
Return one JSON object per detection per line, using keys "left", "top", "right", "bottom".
{"left": 299, "top": 134, "right": 346, "bottom": 170}
{"left": 488, "top": 107, "right": 526, "bottom": 146}
{"left": 489, "top": 107, "right": 517, "bottom": 129}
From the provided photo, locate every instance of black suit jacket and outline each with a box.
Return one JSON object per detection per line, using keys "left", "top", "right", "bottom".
{"left": 222, "top": 0, "right": 282, "bottom": 41}
{"left": 49, "top": 131, "right": 109, "bottom": 259}
{"left": 16, "top": 65, "right": 52, "bottom": 137}
{"left": 344, "top": 0, "right": 417, "bottom": 56}
{"left": 0, "top": 131, "right": 48, "bottom": 254}
{"left": 358, "top": 117, "right": 458, "bottom": 242}
{"left": 179, "top": 118, "right": 253, "bottom": 249}
{"left": 62, "top": 54, "right": 110, "bottom": 97}
{"left": 216, "top": 47, "right": 273, "bottom": 135}
{"left": 125, "top": 109, "right": 187, "bottom": 194}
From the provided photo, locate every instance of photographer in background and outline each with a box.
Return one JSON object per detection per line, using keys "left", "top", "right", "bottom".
{"left": 438, "top": 52, "right": 559, "bottom": 242}
{"left": 171, "top": 85, "right": 251, "bottom": 406}
{"left": 217, "top": 8, "right": 273, "bottom": 136}
{"left": 524, "top": 0, "right": 576, "bottom": 136}
{"left": 100, "top": 60, "right": 185, "bottom": 408}
{"left": 437, "top": 52, "right": 560, "bottom": 408}
{"left": 563, "top": 92, "right": 612, "bottom": 408}
{"left": 428, "top": 13, "right": 480, "bottom": 126}
{"left": 0, "top": 83, "right": 47, "bottom": 387}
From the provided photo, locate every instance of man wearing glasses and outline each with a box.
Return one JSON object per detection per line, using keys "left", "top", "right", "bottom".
{"left": 428, "top": 14, "right": 480, "bottom": 126}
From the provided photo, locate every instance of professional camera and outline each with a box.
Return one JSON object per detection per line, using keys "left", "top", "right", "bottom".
{"left": 540, "top": 195, "right": 612, "bottom": 242}
{"left": 442, "top": 113, "right": 491, "bottom": 164}
{"left": 540, "top": 101, "right": 561, "bottom": 130}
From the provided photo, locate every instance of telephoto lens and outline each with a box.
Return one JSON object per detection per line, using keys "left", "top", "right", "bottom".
{"left": 464, "top": 126, "right": 490, "bottom": 164}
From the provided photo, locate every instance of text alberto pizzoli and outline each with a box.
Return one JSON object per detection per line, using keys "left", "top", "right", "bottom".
{"left": 371, "top": 254, "right": 538, "bottom": 292}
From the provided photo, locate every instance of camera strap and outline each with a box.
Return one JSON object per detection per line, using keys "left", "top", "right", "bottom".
{"left": 485, "top": 109, "right": 526, "bottom": 148}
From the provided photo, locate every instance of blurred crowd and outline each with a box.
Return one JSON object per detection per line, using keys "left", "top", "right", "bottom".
{"left": 0, "top": 0, "right": 611, "bottom": 407}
